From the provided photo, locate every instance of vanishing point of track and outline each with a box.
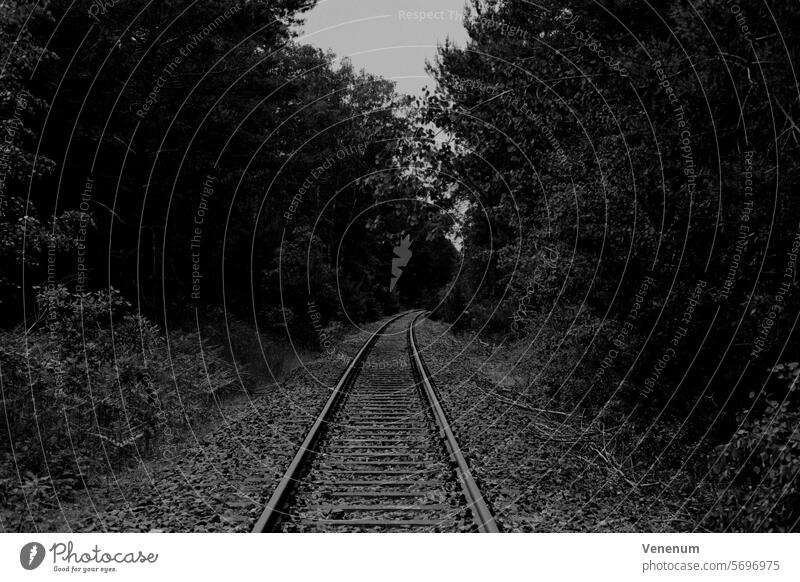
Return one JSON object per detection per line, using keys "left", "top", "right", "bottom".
{"left": 252, "top": 311, "right": 498, "bottom": 532}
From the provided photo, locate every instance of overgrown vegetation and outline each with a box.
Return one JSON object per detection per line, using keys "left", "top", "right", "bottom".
{"left": 2, "top": 0, "right": 798, "bottom": 532}
{"left": 0, "top": 286, "right": 237, "bottom": 527}
{"left": 412, "top": 0, "right": 800, "bottom": 531}
{"left": 0, "top": 0, "right": 457, "bottom": 530}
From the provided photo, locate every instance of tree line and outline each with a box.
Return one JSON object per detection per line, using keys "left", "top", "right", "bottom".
{"left": 414, "top": 0, "right": 799, "bottom": 531}
{"left": 0, "top": 0, "right": 456, "bottom": 526}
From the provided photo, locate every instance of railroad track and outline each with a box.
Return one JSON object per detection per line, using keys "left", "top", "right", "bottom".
{"left": 252, "top": 311, "right": 498, "bottom": 532}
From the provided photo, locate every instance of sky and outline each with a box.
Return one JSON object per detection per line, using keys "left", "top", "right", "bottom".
{"left": 296, "top": 0, "right": 471, "bottom": 96}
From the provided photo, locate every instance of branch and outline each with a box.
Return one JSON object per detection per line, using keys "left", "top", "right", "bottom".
{"left": 588, "top": 445, "right": 659, "bottom": 489}
{"left": 492, "top": 392, "right": 571, "bottom": 417}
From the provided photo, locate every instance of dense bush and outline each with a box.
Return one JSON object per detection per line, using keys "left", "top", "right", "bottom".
{"left": 0, "top": 286, "right": 236, "bottom": 518}
{"left": 416, "top": 0, "right": 800, "bottom": 531}
{"left": 707, "top": 373, "right": 800, "bottom": 532}
{"left": 502, "top": 306, "right": 614, "bottom": 409}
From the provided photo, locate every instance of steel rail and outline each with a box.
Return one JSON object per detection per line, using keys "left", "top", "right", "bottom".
{"left": 251, "top": 311, "right": 412, "bottom": 533}
{"left": 407, "top": 311, "right": 500, "bottom": 533}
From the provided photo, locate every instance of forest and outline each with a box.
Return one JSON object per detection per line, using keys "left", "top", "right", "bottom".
{"left": 2, "top": 0, "right": 799, "bottom": 532}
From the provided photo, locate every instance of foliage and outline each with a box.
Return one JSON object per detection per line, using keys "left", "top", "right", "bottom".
{"left": 1, "top": 0, "right": 456, "bottom": 334}
{"left": 0, "top": 1, "right": 76, "bottom": 319}
{"left": 707, "top": 370, "right": 800, "bottom": 532}
{"left": 423, "top": 0, "right": 800, "bottom": 407}
{"left": 0, "top": 285, "right": 237, "bottom": 519}
{"left": 418, "top": 0, "right": 800, "bottom": 530}
{"left": 0, "top": 0, "right": 458, "bottom": 530}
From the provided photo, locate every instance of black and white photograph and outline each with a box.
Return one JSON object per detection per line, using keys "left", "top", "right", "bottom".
{"left": 1, "top": 0, "right": 799, "bottom": 579}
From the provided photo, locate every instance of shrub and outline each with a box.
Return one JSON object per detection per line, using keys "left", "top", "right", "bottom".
{"left": 707, "top": 376, "right": 800, "bottom": 531}
{"left": 0, "top": 285, "right": 236, "bottom": 524}
{"left": 193, "top": 309, "right": 303, "bottom": 390}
